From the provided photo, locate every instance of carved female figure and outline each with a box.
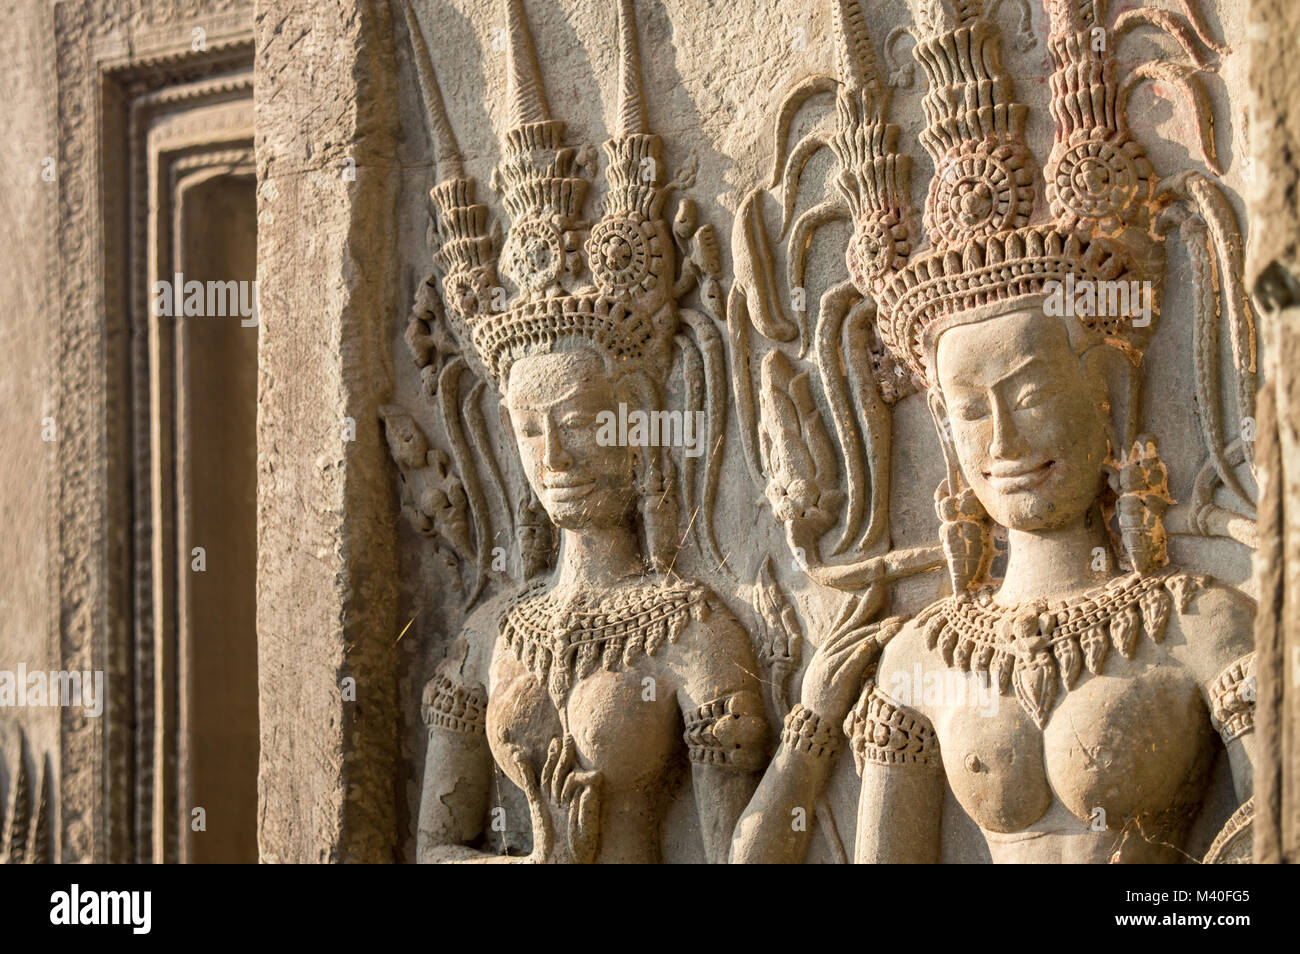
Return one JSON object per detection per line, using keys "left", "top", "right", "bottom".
{"left": 734, "top": 0, "right": 1257, "bottom": 863}
{"left": 401, "top": 0, "right": 762, "bottom": 864}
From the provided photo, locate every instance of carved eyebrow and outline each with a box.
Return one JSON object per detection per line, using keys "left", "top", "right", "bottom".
{"left": 990, "top": 355, "right": 1048, "bottom": 387}
{"left": 509, "top": 385, "right": 589, "bottom": 412}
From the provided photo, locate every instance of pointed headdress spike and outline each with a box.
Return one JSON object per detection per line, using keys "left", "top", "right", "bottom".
{"left": 401, "top": 1, "right": 465, "bottom": 180}
{"left": 831, "top": 0, "right": 883, "bottom": 97}
{"left": 504, "top": 0, "right": 550, "bottom": 128}
{"left": 615, "top": 0, "right": 648, "bottom": 136}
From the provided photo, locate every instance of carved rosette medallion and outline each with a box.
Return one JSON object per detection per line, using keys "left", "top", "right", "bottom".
{"left": 847, "top": 211, "right": 903, "bottom": 289}
{"left": 501, "top": 218, "right": 568, "bottom": 293}
{"left": 928, "top": 142, "right": 1035, "bottom": 244}
{"left": 443, "top": 270, "right": 494, "bottom": 318}
{"left": 1049, "top": 133, "right": 1152, "bottom": 229}
{"left": 586, "top": 213, "right": 664, "bottom": 298}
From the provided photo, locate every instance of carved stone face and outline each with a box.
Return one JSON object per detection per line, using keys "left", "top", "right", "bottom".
{"left": 934, "top": 308, "right": 1109, "bottom": 532}
{"left": 506, "top": 350, "right": 635, "bottom": 531}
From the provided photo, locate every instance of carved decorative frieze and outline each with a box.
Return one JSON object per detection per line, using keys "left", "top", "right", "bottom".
{"left": 51, "top": 0, "right": 254, "bottom": 864}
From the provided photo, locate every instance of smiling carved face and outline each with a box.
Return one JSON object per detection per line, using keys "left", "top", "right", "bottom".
{"left": 506, "top": 350, "right": 635, "bottom": 531}
{"left": 934, "top": 308, "right": 1110, "bottom": 532}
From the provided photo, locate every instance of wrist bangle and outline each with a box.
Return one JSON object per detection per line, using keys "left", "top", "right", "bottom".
{"left": 782, "top": 703, "right": 844, "bottom": 759}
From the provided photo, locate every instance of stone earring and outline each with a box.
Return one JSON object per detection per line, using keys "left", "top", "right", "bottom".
{"left": 935, "top": 478, "right": 993, "bottom": 598}
{"left": 516, "top": 490, "right": 555, "bottom": 579}
{"left": 1110, "top": 434, "right": 1173, "bottom": 576}
{"left": 638, "top": 450, "right": 678, "bottom": 574}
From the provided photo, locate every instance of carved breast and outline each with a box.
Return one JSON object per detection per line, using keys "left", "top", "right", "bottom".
{"left": 485, "top": 647, "right": 682, "bottom": 794}
{"left": 937, "top": 653, "right": 1214, "bottom": 836}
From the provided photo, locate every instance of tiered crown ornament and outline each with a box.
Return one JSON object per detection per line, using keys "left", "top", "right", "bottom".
{"left": 840, "top": 0, "right": 1160, "bottom": 382}
{"left": 827, "top": 0, "right": 1259, "bottom": 565}
{"left": 407, "top": 0, "right": 713, "bottom": 388}
{"left": 726, "top": 0, "right": 1257, "bottom": 599}
{"left": 399, "top": 0, "right": 731, "bottom": 575}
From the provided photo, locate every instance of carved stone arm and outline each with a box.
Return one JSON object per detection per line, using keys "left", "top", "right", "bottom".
{"left": 681, "top": 691, "right": 766, "bottom": 863}
{"left": 416, "top": 722, "right": 495, "bottom": 864}
{"left": 415, "top": 633, "right": 497, "bottom": 864}
{"left": 675, "top": 608, "right": 768, "bottom": 863}
{"left": 847, "top": 686, "right": 944, "bottom": 863}
{"left": 730, "top": 704, "right": 845, "bottom": 864}
{"left": 1175, "top": 583, "right": 1258, "bottom": 861}
{"left": 694, "top": 764, "right": 763, "bottom": 865}
{"left": 1203, "top": 653, "right": 1257, "bottom": 862}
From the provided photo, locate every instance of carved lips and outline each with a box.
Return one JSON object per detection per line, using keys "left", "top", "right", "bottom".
{"left": 984, "top": 458, "right": 1055, "bottom": 494}
{"left": 542, "top": 473, "right": 598, "bottom": 503}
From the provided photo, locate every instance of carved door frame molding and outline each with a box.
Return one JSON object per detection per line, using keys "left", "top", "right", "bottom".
{"left": 50, "top": 0, "right": 253, "bottom": 864}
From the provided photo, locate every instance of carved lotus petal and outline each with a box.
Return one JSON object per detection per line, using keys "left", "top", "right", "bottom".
{"left": 938, "top": 627, "right": 959, "bottom": 667}
{"left": 1139, "top": 588, "right": 1171, "bottom": 644}
{"left": 1013, "top": 652, "right": 1057, "bottom": 730}
{"left": 1054, "top": 638, "right": 1083, "bottom": 690}
{"left": 923, "top": 614, "right": 947, "bottom": 650}
{"left": 1109, "top": 603, "right": 1141, "bottom": 659}
{"left": 1165, "top": 573, "right": 1204, "bottom": 613}
{"left": 990, "top": 651, "right": 1014, "bottom": 695}
{"left": 622, "top": 632, "right": 645, "bottom": 666}
{"left": 601, "top": 638, "right": 623, "bottom": 671}
{"left": 1079, "top": 624, "right": 1109, "bottom": 674}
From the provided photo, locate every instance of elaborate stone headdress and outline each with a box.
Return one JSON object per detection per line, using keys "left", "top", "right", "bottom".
{"left": 398, "top": 0, "right": 730, "bottom": 579}
{"left": 838, "top": 0, "right": 1159, "bottom": 380}
{"left": 408, "top": 0, "right": 696, "bottom": 390}
{"left": 819, "top": 0, "right": 1261, "bottom": 583}
{"left": 725, "top": 0, "right": 1256, "bottom": 599}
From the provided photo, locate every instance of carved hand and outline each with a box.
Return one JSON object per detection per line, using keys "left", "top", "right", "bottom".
{"left": 500, "top": 743, "right": 554, "bottom": 864}
{"left": 540, "top": 734, "right": 603, "bottom": 865}
{"left": 799, "top": 594, "right": 893, "bottom": 726}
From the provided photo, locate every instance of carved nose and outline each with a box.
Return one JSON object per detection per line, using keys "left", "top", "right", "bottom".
{"left": 542, "top": 418, "right": 573, "bottom": 472}
{"left": 988, "top": 400, "right": 1027, "bottom": 460}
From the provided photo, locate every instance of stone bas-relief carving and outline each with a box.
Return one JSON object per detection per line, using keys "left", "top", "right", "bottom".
{"left": 390, "top": 0, "right": 1266, "bottom": 863}
{"left": 731, "top": 0, "right": 1259, "bottom": 863}
{"left": 0, "top": 729, "right": 52, "bottom": 864}
{"left": 394, "top": 0, "right": 763, "bottom": 863}
{"left": 3, "top": 0, "right": 1294, "bottom": 874}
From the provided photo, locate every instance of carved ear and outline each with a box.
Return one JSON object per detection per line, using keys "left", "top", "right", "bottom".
{"left": 611, "top": 367, "right": 642, "bottom": 411}
{"left": 612, "top": 367, "right": 653, "bottom": 463}
{"left": 926, "top": 387, "right": 965, "bottom": 493}
{"left": 1080, "top": 344, "right": 1137, "bottom": 458}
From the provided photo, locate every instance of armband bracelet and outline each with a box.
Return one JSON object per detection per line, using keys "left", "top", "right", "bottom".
{"left": 683, "top": 690, "right": 767, "bottom": 771}
{"left": 781, "top": 703, "right": 844, "bottom": 759}
{"left": 422, "top": 673, "right": 488, "bottom": 735}
{"left": 844, "top": 686, "right": 939, "bottom": 773}
{"left": 1209, "top": 653, "right": 1256, "bottom": 744}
